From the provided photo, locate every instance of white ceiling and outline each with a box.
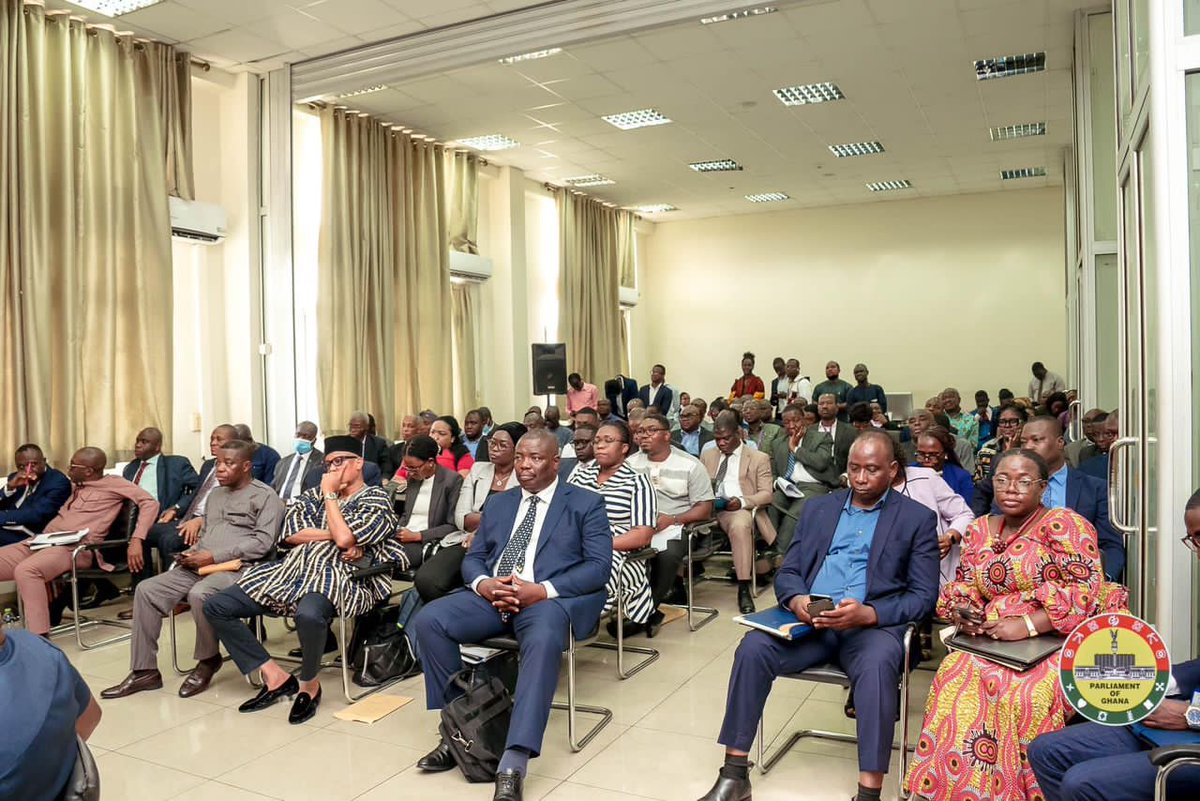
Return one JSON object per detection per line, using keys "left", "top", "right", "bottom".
{"left": 47, "top": 0, "right": 1094, "bottom": 220}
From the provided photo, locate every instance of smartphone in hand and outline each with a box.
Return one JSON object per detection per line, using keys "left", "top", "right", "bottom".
{"left": 955, "top": 605, "right": 984, "bottom": 624}
{"left": 806, "top": 594, "right": 835, "bottom": 617}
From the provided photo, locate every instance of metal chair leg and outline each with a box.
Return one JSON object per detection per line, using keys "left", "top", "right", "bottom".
{"left": 590, "top": 575, "right": 658, "bottom": 679}
{"left": 550, "top": 630, "right": 612, "bottom": 751}
{"left": 686, "top": 533, "right": 718, "bottom": 631}
{"left": 61, "top": 564, "right": 131, "bottom": 651}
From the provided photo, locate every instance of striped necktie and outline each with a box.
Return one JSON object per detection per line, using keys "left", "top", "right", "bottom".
{"left": 497, "top": 496, "right": 540, "bottom": 577}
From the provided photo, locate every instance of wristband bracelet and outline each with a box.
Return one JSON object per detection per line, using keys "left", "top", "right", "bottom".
{"left": 1022, "top": 613, "right": 1038, "bottom": 639}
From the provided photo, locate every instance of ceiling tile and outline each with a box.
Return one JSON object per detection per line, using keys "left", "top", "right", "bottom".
{"left": 118, "top": 2, "right": 230, "bottom": 42}
{"left": 186, "top": 28, "right": 289, "bottom": 64}
{"left": 300, "top": 0, "right": 409, "bottom": 37}
{"left": 243, "top": 9, "right": 339, "bottom": 51}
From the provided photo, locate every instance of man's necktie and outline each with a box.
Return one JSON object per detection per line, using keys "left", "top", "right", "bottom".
{"left": 132, "top": 461, "right": 148, "bottom": 485}
{"left": 784, "top": 449, "right": 797, "bottom": 483}
{"left": 281, "top": 456, "right": 305, "bottom": 499}
{"left": 713, "top": 455, "right": 730, "bottom": 494}
{"left": 497, "top": 496, "right": 540, "bottom": 577}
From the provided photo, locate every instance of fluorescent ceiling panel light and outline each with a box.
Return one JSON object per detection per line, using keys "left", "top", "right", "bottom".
{"left": 829, "top": 141, "right": 884, "bottom": 158}
{"left": 602, "top": 108, "right": 672, "bottom": 130}
{"left": 866, "top": 179, "right": 912, "bottom": 192}
{"left": 456, "top": 134, "right": 521, "bottom": 151}
{"left": 564, "top": 174, "right": 615, "bottom": 186}
{"left": 700, "top": 6, "right": 777, "bottom": 24}
{"left": 69, "top": 0, "right": 163, "bottom": 15}
{"left": 974, "top": 52, "right": 1046, "bottom": 80}
{"left": 989, "top": 122, "right": 1047, "bottom": 141}
{"left": 498, "top": 47, "right": 563, "bottom": 64}
{"left": 1000, "top": 166, "right": 1047, "bottom": 180}
{"left": 745, "top": 192, "right": 789, "bottom": 203}
{"left": 773, "top": 82, "right": 845, "bottom": 106}
{"left": 634, "top": 204, "right": 678, "bottom": 213}
{"left": 689, "top": 159, "right": 743, "bottom": 172}
{"left": 337, "top": 85, "right": 388, "bottom": 98}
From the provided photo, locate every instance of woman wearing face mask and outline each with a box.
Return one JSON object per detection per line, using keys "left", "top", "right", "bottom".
{"left": 412, "top": 422, "right": 525, "bottom": 603}
{"left": 567, "top": 421, "right": 659, "bottom": 637}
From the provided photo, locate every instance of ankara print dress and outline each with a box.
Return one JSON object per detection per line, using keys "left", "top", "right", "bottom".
{"left": 904, "top": 507, "right": 1124, "bottom": 801}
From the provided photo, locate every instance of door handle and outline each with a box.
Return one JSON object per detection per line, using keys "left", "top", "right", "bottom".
{"left": 1067, "top": 399, "right": 1082, "bottom": 443}
{"left": 1107, "top": 436, "right": 1139, "bottom": 535}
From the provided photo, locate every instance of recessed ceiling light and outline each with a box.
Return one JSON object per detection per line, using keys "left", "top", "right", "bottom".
{"left": 866, "top": 180, "right": 912, "bottom": 192}
{"left": 1001, "top": 166, "right": 1047, "bottom": 180}
{"left": 773, "top": 82, "right": 845, "bottom": 106}
{"left": 689, "top": 159, "right": 743, "bottom": 172}
{"left": 602, "top": 108, "right": 672, "bottom": 130}
{"left": 989, "top": 122, "right": 1047, "bottom": 141}
{"left": 564, "top": 174, "right": 615, "bottom": 187}
{"left": 745, "top": 192, "right": 789, "bottom": 203}
{"left": 498, "top": 48, "right": 563, "bottom": 64}
{"left": 456, "top": 134, "right": 521, "bottom": 151}
{"left": 975, "top": 52, "right": 1046, "bottom": 81}
{"left": 829, "top": 141, "right": 884, "bottom": 158}
{"left": 700, "top": 6, "right": 777, "bottom": 24}
{"left": 68, "top": 0, "right": 163, "bottom": 15}
{"left": 633, "top": 204, "right": 678, "bottom": 213}
{"left": 337, "top": 85, "right": 388, "bottom": 98}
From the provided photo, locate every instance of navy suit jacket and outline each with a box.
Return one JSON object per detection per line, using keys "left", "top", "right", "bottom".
{"left": 1174, "top": 658, "right": 1200, "bottom": 699}
{"left": 181, "top": 459, "right": 216, "bottom": 519}
{"left": 638, "top": 384, "right": 673, "bottom": 414}
{"left": 122, "top": 454, "right": 199, "bottom": 512}
{"left": 774, "top": 489, "right": 940, "bottom": 638}
{"left": 461, "top": 481, "right": 612, "bottom": 639}
{"left": 0, "top": 467, "right": 72, "bottom": 533}
{"left": 251, "top": 443, "right": 282, "bottom": 485}
{"left": 606, "top": 377, "right": 639, "bottom": 419}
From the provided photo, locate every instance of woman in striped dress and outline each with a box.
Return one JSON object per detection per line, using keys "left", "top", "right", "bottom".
{"left": 567, "top": 420, "right": 658, "bottom": 630}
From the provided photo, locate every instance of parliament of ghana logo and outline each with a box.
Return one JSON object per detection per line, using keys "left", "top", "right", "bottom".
{"left": 1059, "top": 613, "right": 1171, "bottom": 725}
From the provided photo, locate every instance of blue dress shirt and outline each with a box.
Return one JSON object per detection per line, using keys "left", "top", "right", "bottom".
{"left": 1045, "top": 466, "right": 1068, "bottom": 510}
{"left": 680, "top": 429, "right": 700, "bottom": 456}
{"left": 809, "top": 491, "right": 888, "bottom": 603}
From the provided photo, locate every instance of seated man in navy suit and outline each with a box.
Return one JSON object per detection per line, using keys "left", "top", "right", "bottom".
{"left": 411, "top": 429, "right": 612, "bottom": 801}
{"left": 697, "top": 430, "right": 939, "bottom": 801}
{"left": 1027, "top": 488, "right": 1200, "bottom": 801}
{"left": 123, "top": 427, "right": 200, "bottom": 582}
{"left": 0, "top": 444, "right": 72, "bottom": 546}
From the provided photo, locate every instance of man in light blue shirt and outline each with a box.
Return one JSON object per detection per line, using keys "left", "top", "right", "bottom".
{"left": 808, "top": 492, "right": 888, "bottom": 603}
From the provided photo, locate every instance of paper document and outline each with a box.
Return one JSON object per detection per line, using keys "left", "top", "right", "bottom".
{"left": 28, "top": 529, "right": 89, "bottom": 551}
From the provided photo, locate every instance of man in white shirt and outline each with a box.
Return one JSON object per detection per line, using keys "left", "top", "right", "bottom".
{"left": 774, "top": 359, "right": 813, "bottom": 418}
{"left": 1028, "top": 361, "right": 1067, "bottom": 403}
{"left": 639, "top": 364, "right": 676, "bottom": 421}
{"left": 271, "top": 422, "right": 322, "bottom": 503}
{"left": 411, "top": 430, "right": 611, "bottom": 801}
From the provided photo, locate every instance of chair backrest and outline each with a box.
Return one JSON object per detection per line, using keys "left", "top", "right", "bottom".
{"left": 106, "top": 499, "right": 139, "bottom": 543}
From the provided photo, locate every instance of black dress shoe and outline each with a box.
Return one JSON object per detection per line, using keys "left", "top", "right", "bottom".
{"left": 697, "top": 770, "right": 752, "bottom": 801}
{"left": 606, "top": 617, "right": 646, "bottom": 638}
{"left": 288, "top": 630, "right": 338, "bottom": 658}
{"left": 238, "top": 674, "right": 298, "bottom": 713}
{"left": 645, "top": 610, "right": 664, "bottom": 638}
{"left": 416, "top": 740, "right": 456, "bottom": 772}
{"left": 288, "top": 686, "right": 321, "bottom": 724}
{"left": 493, "top": 769, "right": 523, "bottom": 801}
{"left": 737, "top": 585, "right": 756, "bottom": 615}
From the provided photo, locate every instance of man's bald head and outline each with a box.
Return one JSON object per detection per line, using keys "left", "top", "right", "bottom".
{"left": 233, "top": 423, "right": 254, "bottom": 441}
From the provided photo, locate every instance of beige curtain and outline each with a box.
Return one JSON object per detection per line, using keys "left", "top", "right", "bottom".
{"left": 0, "top": 3, "right": 192, "bottom": 467}
{"left": 557, "top": 191, "right": 634, "bottom": 383}
{"left": 445, "top": 150, "right": 478, "bottom": 254}
{"left": 450, "top": 282, "right": 480, "bottom": 417}
{"left": 317, "top": 107, "right": 453, "bottom": 436}
{"left": 618, "top": 211, "right": 636, "bottom": 289}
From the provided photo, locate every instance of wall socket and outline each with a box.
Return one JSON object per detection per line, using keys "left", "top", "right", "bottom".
{"left": 191, "top": 413, "right": 203, "bottom": 432}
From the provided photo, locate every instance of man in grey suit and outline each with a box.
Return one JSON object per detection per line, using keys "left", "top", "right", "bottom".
{"left": 100, "top": 439, "right": 284, "bottom": 700}
{"left": 272, "top": 421, "right": 323, "bottom": 502}
{"left": 769, "top": 403, "right": 838, "bottom": 550}
{"left": 816, "top": 393, "right": 857, "bottom": 477}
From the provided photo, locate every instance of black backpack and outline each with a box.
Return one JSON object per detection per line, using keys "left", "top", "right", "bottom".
{"left": 350, "top": 588, "right": 424, "bottom": 686}
{"left": 438, "top": 668, "right": 513, "bottom": 783}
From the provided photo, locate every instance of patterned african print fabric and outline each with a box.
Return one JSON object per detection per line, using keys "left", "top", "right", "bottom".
{"left": 904, "top": 507, "right": 1126, "bottom": 801}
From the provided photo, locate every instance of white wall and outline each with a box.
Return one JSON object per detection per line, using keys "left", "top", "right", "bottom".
{"left": 638, "top": 187, "right": 1068, "bottom": 408}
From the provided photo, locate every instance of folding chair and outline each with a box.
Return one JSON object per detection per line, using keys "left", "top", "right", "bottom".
{"left": 683, "top": 520, "right": 721, "bottom": 631}
{"left": 589, "top": 546, "right": 659, "bottom": 679}
{"left": 1151, "top": 744, "right": 1200, "bottom": 801}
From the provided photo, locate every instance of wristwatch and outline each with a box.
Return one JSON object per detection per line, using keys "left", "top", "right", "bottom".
{"left": 323, "top": 492, "right": 339, "bottom": 501}
{"left": 1187, "top": 692, "right": 1200, "bottom": 730}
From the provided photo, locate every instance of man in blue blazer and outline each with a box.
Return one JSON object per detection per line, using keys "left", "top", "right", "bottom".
{"left": 605, "top": 374, "right": 639, "bottom": 419}
{"left": 0, "top": 444, "right": 72, "bottom": 545}
{"left": 123, "top": 427, "right": 201, "bottom": 581}
{"left": 1027, "top": 489, "right": 1200, "bottom": 800}
{"left": 412, "top": 429, "right": 611, "bottom": 801}
{"left": 697, "top": 430, "right": 939, "bottom": 801}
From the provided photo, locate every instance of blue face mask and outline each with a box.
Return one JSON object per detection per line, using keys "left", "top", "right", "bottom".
{"left": 294, "top": 438, "right": 314, "bottom": 455}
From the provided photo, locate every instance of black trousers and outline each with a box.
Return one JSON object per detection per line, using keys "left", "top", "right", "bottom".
{"left": 648, "top": 537, "right": 688, "bottom": 609}
{"left": 413, "top": 545, "right": 466, "bottom": 602}
{"left": 204, "top": 585, "right": 335, "bottom": 682}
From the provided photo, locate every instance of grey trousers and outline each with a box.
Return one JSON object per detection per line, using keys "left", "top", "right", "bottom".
{"left": 130, "top": 567, "right": 238, "bottom": 671}
{"left": 768, "top": 482, "right": 830, "bottom": 551}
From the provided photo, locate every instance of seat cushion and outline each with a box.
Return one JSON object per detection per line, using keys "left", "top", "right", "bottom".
{"left": 780, "top": 664, "right": 851, "bottom": 687}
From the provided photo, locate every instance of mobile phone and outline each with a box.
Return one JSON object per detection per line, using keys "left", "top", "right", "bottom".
{"left": 955, "top": 605, "right": 984, "bottom": 624}
{"left": 807, "top": 594, "right": 835, "bottom": 617}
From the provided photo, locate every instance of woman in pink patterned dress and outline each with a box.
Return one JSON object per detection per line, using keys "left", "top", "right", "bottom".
{"left": 904, "top": 448, "right": 1124, "bottom": 801}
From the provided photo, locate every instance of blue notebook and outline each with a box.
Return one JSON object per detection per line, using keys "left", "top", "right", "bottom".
{"left": 1130, "top": 722, "right": 1200, "bottom": 748}
{"left": 733, "top": 606, "right": 813, "bottom": 640}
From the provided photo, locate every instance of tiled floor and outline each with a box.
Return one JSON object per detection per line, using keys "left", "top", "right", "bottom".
{"left": 46, "top": 581, "right": 935, "bottom": 801}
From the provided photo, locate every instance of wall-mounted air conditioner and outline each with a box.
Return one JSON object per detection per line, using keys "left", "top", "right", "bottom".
{"left": 619, "top": 286, "right": 639, "bottom": 307}
{"left": 169, "top": 196, "right": 227, "bottom": 244}
{"left": 449, "top": 250, "right": 493, "bottom": 282}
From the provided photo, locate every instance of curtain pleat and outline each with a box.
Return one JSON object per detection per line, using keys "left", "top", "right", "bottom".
{"left": 0, "top": 3, "right": 190, "bottom": 466}
{"left": 317, "top": 108, "right": 455, "bottom": 436}
{"left": 557, "top": 191, "right": 634, "bottom": 384}
{"left": 445, "top": 149, "right": 478, "bottom": 254}
{"left": 450, "top": 281, "right": 480, "bottom": 418}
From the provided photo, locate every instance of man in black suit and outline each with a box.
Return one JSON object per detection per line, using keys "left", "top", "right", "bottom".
{"left": 605, "top": 374, "right": 639, "bottom": 419}
{"left": 671, "top": 404, "right": 715, "bottom": 457}
{"left": 639, "top": 364, "right": 674, "bottom": 417}
{"left": 124, "top": 427, "right": 201, "bottom": 581}
{"left": 272, "top": 421, "right": 323, "bottom": 503}
{"left": 0, "top": 444, "right": 72, "bottom": 546}
{"left": 349, "top": 411, "right": 394, "bottom": 477}
{"left": 233, "top": 424, "right": 281, "bottom": 485}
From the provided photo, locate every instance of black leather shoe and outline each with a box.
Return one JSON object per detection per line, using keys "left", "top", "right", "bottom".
{"left": 238, "top": 674, "right": 298, "bottom": 713}
{"left": 493, "top": 769, "right": 523, "bottom": 801}
{"left": 288, "top": 685, "right": 321, "bottom": 724}
{"left": 417, "top": 740, "right": 456, "bottom": 772}
{"left": 288, "top": 630, "right": 338, "bottom": 658}
{"left": 607, "top": 618, "right": 646, "bottom": 638}
{"left": 697, "top": 770, "right": 752, "bottom": 801}
{"left": 737, "top": 585, "right": 756, "bottom": 615}
{"left": 664, "top": 581, "right": 689, "bottom": 606}
{"left": 645, "top": 610, "right": 664, "bottom": 638}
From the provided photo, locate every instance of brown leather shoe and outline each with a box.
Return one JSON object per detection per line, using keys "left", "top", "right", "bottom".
{"left": 101, "top": 670, "right": 163, "bottom": 699}
{"left": 178, "top": 657, "right": 222, "bottom": 698}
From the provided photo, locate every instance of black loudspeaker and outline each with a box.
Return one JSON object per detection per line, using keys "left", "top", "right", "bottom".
{"left": 531, "top": 343, "right": 568, "bottom": 395}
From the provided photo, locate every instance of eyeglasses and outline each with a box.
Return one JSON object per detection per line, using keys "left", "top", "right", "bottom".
{"left": 323, "top": 455, "right": 358, "bottom": 471}
{"left": 914, "top": 450, "right": 944, "bottom": 460}
{"left": 1181, "top": 535, "right": 1200, "bottom": 554}
{"left": 993, "top": 475, "right": 1044, "bottom": 493}
{"left": 593, "top": 435, "right": 624, "bottom": 445}
{"left": 997, "top": 418, "right": 1021, "bottom": 427}
{"left": 640, "top": 426, "right": 668, "bottom": 435}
